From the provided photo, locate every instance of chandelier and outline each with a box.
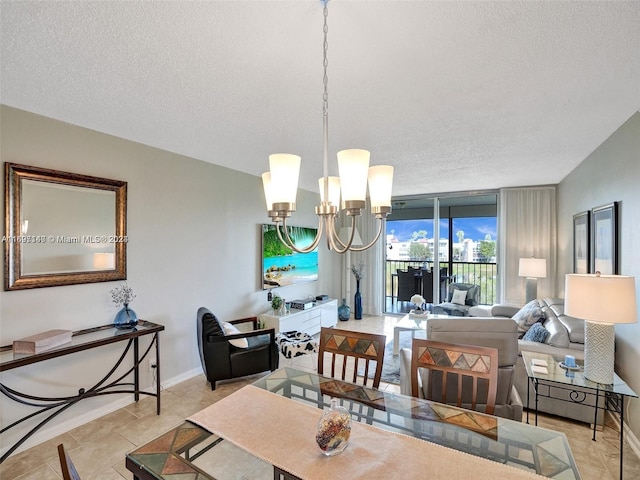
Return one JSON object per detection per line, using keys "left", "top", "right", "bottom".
{"left": 261, "top": 0, "right": 394, "bottom": 254}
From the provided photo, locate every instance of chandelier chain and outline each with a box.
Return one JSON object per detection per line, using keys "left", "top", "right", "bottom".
{"left": 323, "top": 2, "right": 328, "bottom": 116}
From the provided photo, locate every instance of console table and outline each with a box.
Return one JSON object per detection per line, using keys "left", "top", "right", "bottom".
{"left": 0, "top": 320, "right": 164, "bottom": 463}
{"left": 523, "top": 350, "right": 637, "bottom": 480}
{"left": 258, "top": 298, "right": 337, "bottom": 336}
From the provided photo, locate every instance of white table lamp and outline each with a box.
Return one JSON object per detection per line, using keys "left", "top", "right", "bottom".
{"left": 565, "top": 273, "right": 637, "bottom": 384}
{"left": 519, "top": 258, "right": 547, "bottom": 303}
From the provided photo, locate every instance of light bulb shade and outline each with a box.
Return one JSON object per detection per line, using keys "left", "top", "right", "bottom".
{"left": 518, "top": 257, "right": 547, "bottom": 278}
{"left": 565, "top": 274, "right": 637, "bottom": 324}
{"left": 261, "top": 172, "right": 273, "bottom": 210}
{"left": 337, "top": 149, "right": 369, "bottom": 202}
{"left": 319, "top": 176, "right": 341, "bottom": 207}
{"left": 368, "top": 165, "right": 394, "bottom": 208}
{"left": 269, "top": 153, "right": 301, "bottom": 204}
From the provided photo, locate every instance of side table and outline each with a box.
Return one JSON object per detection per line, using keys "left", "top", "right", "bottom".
{"left": 0, "top": 320, "right": 164, "bottom": 463}
{"left": 522, "top": 350, "right": 637, "bottom": 480}
{"left": 392, "top": 313, "right": 448, "bottom": 355}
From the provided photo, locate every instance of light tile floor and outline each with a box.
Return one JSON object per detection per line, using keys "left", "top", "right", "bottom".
{"left": 2, "top": 314, "right": 639, "bottom": 479}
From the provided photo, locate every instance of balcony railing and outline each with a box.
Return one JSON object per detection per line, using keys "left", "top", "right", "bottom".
{"left": 385, "top": 260, "right": 497, "bottom": 308}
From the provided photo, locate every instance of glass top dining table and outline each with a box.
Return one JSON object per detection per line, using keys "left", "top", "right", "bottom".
{"left": 126, "top": 367, "right": 581, "bottom": 480}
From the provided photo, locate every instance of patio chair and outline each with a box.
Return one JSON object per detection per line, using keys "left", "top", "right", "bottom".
{"left": 397, "top": 269, "right": 420, "bottom": 302}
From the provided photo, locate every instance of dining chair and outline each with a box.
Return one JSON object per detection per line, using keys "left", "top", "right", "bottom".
{"left": 410, "top": 338, "right": 499, "bottom": 415}
{"left": 397, "top": 269, "right": 420, "bottom": 302}
{"left": 57, "top": 444, "right": 81, "bottom": 480}
{"left": 318, "top": 327, "right": 386, "bottom": 388}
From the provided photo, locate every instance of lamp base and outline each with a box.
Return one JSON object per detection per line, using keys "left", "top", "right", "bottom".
{"left": 584, "top": 321, "right": 615, "bottom": 384}
{"left": 524, "top": 277, "right": 538, "bottom": 304}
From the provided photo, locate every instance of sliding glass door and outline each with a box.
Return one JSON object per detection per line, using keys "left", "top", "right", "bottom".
{"left": 384, "top": 193, "right": 498, "bottom": 314}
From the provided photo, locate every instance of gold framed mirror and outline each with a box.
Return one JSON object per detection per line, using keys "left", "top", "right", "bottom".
{"left": 4, "top": 163, "right": 127, "bottom": 290}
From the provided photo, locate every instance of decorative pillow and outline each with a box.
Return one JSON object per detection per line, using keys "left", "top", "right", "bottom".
{"left": 451, "top": 289, "right": 467, "bottom": 306}
{"left": 522, "top": 323, "right": 549, "bottom": 343}
{"left": 513, "top": 300, "right": 544, "bottom": 335}
{"left": 222, "top": 322, "right": 249, "bottom": 349}
{"left": 447, "top": 284, "right": 479, "bottom": 306}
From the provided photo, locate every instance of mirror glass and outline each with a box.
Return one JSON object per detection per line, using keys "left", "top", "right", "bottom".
{"left": 4, "top": 163, "right": 127, "bottom": 290}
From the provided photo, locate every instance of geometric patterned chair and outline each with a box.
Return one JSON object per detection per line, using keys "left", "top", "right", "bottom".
{"left": 318, "top": 327, "right": 386, "bottom": 388}
{"left": 57, "top": 444, "right": 81, "bottom": 480}
{"left": 409, "top": 339, "right": 499, "bottom": 415}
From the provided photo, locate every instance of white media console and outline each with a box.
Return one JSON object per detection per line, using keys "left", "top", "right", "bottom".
{"left": 258, "top": 298, "right": 337, "bottom": 336}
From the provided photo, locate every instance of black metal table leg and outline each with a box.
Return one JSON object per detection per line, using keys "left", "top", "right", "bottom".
{"left": 155, "top": 332, "right": 161, "bottom": 415}
{"left": 534, "top": 379, "right": 539, "bottom": 426}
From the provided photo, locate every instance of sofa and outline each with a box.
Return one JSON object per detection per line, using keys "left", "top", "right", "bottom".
{"left": 399, "top": 317, "right": 523, "bottom": 421}
{"left": 473, "top": 298, "right": 603, "bottom": 426}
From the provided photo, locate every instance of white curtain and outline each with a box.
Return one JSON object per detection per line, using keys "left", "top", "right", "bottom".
{"left": 499, "top": 187, "right": 557, "bottom": 305}
{"left": 342, "top": 202, "right": 384, "bottom": 316}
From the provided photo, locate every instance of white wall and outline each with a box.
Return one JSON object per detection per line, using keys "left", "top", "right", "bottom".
{"left": 0, "top": 105, "right": 342, "bottom": 455}
{"left": 557, "top": 111, "right": 640, "bottom": 439}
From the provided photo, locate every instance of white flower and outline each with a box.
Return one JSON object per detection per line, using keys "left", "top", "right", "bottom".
{"left": 410, "top": 294, "right": 425, "bottom": 306}
{"left": 110, "top": 283, "right": 136, "bottom": 307}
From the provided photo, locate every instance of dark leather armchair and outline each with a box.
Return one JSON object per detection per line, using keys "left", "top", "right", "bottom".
{"left": 197, "top": 307, "right": 279, "bottom": 390}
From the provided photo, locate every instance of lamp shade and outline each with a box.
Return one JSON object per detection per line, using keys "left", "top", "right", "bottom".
{"left": 318, "top": 176, "right": 341, "bottom": 207}
{"left": 337, "top": 149, "right": 369, "bottom": 202}
{"left": 518, "top": 258, "right": 547, "bottom": 278}
{"left": 93, "top": 252, "right": 115, "bottom": 270}
{"left": 269, "top": 153, "right": 300, "bottom": 204}
{"left": 261, "top": 172, "right": 273, "bottom": 210}
{"left": 565, "top": 274, "right": 637, "bottom": 324}
{"left": 367, "top": 165, "right": 394, "bottom": 209}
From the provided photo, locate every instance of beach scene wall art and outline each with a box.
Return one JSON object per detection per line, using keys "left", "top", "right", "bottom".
{"left": 262, "top": 224, "right": 319, "bottom": 290}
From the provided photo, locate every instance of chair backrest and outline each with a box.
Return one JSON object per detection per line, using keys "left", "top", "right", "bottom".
{"left": 397, "top": 270, "right": 419, "bottom": 302}
{"left": 420, "top": 270, "right": 434, "bottom": 303}
{"left": 318, "top": 327, "right": 386, "bottom": 388}
{"left": 410, "top": 338, "right": 499, "bottom": 415}
{"left": 57, "top": 444, "right": 81, "bottom": 480}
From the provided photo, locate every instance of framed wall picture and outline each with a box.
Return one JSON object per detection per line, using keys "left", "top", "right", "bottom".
{"left": 591, "top": 202, "right": 618, "bottom": 274}
{"left": 573, "top": 211, "right": 590, "bottom": 274}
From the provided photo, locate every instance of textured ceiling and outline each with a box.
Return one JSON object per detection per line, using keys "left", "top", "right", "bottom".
{"left": 2, "top": 1, "right": 639, "bottom": 198}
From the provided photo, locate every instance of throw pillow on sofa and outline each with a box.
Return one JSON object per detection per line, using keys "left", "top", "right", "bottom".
{"left": 451, "top": 289, "right": 467, "bottom": 305}
{"left": 522, "top": 323, "right": 549, "bottom": 343}
{"left": 513, "top": 300, "right": 544, "bottom": 337}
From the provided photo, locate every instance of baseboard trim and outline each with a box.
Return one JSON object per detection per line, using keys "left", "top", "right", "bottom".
{"left": 1, "top": 366, "right": 204, "bottom": 459}
{"left": 607, "top": 411, "right": 640, "bottom": 461}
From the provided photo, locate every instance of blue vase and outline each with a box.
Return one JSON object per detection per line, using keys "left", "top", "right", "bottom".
{"left": 354, "top": 281, "right": 362, "bottom": 320}
{"left": 338, "top": 298, "right": 351, "bottom": 321}
{"left": 114, "top": 304, "right": 138, "bottom": 330}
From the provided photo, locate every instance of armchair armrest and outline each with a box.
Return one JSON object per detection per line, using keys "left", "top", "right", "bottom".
{"left": 491, "top": 304, "right": 521, "bottom": 318}
{"left": 207, "top": 327, "right": 275, "bottom": 343}
{"left": 228, "top": 316, "right": 259, "bottom": 329}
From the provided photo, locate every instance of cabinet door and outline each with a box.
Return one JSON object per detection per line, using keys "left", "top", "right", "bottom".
{"left": 320, "top": 300, "right": 338, "bottom": 328}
